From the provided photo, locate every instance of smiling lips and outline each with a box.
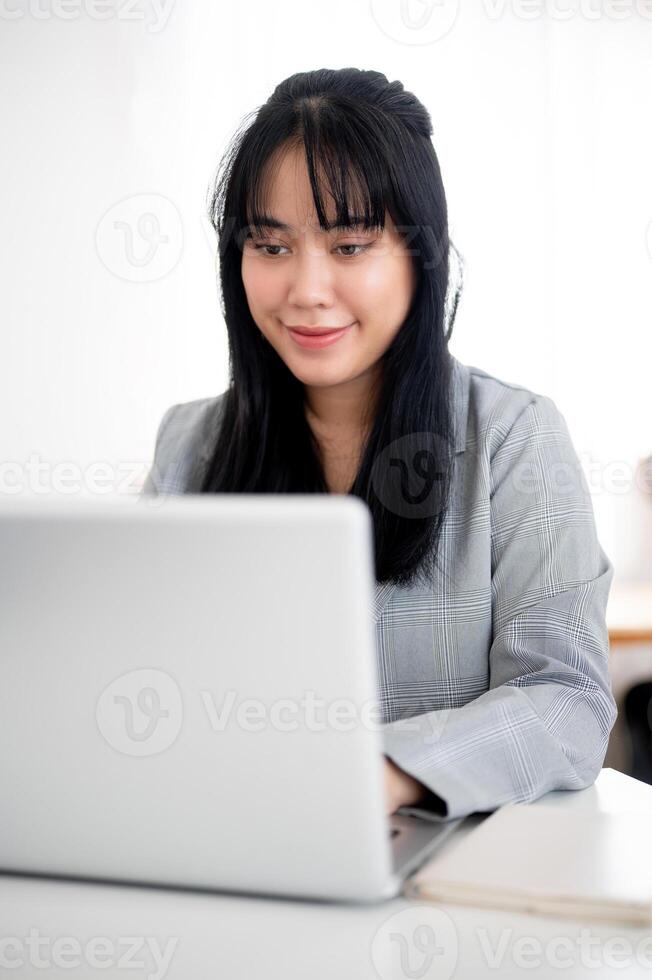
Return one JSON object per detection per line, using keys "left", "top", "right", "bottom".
{"left": 286, "top": 322, "right": 354, "bottom": 349}
{"left": 286, "top": 323, "right": 354, "bottom": 335}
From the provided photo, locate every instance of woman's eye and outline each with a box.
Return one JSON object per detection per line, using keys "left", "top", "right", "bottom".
{"left": 335, "top": 243, "right": 370, "bottom": 257}
{"left": 250, "top": 244, "right": 288, "bottom": 257}
{"left": 249, "top": 242, "right": 372, "bottom": 258}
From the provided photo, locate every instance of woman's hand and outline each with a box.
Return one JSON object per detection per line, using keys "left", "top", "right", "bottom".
{"left": 383, "top": 755, "right": 429, "bottom": 814}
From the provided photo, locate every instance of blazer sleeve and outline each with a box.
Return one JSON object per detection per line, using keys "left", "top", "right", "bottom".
{"left": 382, "top": 394, "right": 617, "bottom": 821}
{"left": 141, "top": 404, "right": 179, "bottom": 496}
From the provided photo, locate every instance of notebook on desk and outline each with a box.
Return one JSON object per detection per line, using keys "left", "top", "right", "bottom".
{"left": 405, "top": 803, "right": 652, "bottom": 927}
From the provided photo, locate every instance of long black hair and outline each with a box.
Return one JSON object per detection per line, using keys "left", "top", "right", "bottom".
{"left": 197, "top": 67, "right": 464, "bottom": 589}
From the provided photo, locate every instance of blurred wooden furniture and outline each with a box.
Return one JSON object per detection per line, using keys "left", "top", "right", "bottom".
{"left": 607, "top": 581, "right": 652, "bottom": 646}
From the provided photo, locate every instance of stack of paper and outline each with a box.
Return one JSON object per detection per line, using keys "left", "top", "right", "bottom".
{"left": 405, "top": 804, "right": 652, "bottom": 926}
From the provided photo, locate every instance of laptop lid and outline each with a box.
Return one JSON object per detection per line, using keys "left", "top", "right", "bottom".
{"left": 0, "top": 494, "right": 393, "bottom": 902}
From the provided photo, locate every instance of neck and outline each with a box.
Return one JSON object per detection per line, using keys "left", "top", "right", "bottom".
{"left": 303, "top": 365, "right": 381, "bottom": 438}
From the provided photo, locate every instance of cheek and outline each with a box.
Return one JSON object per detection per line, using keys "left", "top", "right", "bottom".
{"left": 241, "top": 259, "right": 283, "bottom": 309}
{"left": 354, "top": 258, "right": 414, "bottom": 317}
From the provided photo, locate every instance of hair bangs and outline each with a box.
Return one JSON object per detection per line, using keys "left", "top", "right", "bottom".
{"left": 242, "top": 111, "right": 392, "bottom": 240}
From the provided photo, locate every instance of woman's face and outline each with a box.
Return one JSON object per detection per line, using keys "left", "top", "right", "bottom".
{"left": 240, "top": 145, "right": 416, "bottom": 399}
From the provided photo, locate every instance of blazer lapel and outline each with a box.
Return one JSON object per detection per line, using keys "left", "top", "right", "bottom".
{"left": 373, "top": 579, "right": 397, "bottom": 622}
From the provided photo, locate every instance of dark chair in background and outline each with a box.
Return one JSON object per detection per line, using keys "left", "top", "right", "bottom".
{"left": 624, "top": 681, "right": 652, "bottom": 785}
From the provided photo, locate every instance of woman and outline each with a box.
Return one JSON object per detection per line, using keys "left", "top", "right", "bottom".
{"left": 143, "top": 67, "right": 617, "bottom": 820}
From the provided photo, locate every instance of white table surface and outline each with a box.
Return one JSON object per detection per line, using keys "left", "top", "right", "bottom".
{"left": 2, "top": 768, "right": 652, "bottom": 980}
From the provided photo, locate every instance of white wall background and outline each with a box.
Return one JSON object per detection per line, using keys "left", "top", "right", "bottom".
{"left": 2, "top": 0, "right": 651, "bottom": 582}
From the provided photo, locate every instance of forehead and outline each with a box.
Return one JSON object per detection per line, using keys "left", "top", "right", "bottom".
{"left": 252, "top": 144, "right": 392, "bottom": 233}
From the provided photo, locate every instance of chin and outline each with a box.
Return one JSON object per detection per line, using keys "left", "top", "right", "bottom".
{"left": 294, "top": 365, "right": 358, "bottom": 388}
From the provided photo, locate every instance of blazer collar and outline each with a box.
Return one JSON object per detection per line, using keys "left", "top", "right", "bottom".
{"left": 450, "top": 354, "right": 470, "bottom": 455}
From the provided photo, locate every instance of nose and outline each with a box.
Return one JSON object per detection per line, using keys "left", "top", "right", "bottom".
{"left": 286, "top": 245, "right": 336, "bottom": 310}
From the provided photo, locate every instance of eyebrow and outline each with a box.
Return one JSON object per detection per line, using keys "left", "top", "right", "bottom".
{"left": 246, "top": 213, "right": 376, "bottom": 234}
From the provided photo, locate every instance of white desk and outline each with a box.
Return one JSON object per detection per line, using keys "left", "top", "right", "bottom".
{"left": 1, "top": 768, "right": 651, "bottom": 980}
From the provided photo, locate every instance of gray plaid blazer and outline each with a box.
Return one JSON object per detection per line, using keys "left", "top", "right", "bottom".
{"left": 142, "top": 356, "right": 616, "bottom": 820}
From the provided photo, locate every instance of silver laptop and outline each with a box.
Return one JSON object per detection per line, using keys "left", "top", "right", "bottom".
{"left": 0, "top": 493, "right": 463, "bottom": 903}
